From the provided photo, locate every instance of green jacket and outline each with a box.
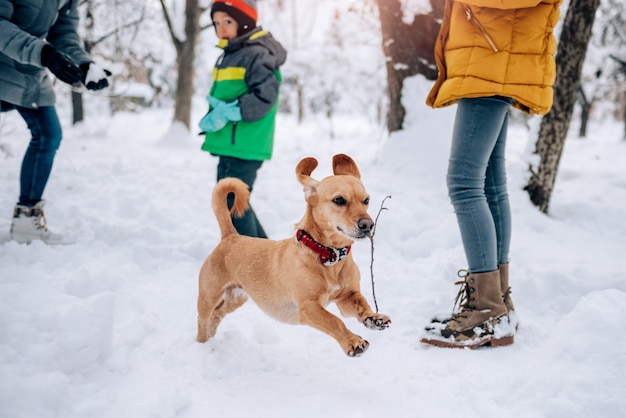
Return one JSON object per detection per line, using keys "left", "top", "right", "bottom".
{"left": 201, "top": 28, "right": 287, "bottom": 161}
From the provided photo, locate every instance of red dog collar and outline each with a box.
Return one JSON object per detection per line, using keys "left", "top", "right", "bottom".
{"left": 296, "top": 230, "right": 351, "bottom": 266}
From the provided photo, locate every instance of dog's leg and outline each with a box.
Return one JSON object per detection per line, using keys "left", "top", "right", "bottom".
{"left": 208, "top": 285, "right": 248, "bottom": 336}
{"left": 197, "top": 283, "right": 248, "bottom": 343}
{"left": 335, "top": 291, "right": 392, "bottom": 331}
{"left": 197, "top": 287, "right": 220, "bottom": 343}
{"left": 299, "top": 302, "right": 370, "bottom": 357}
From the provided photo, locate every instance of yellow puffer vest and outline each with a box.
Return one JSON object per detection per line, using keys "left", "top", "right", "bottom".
{"left": 426, "top": 0, "right": 562, "bottom": 115}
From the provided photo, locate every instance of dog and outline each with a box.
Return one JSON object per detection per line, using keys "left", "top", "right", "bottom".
{"left": 196, "top": 154, "right": 391, "bottom": 357}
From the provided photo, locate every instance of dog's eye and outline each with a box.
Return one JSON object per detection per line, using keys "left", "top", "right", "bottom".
{"left": 364, "top": 198, "right": 370, "bottom": 205}
{"left": 333, "top": 196, "right": 346, "bottom": 206}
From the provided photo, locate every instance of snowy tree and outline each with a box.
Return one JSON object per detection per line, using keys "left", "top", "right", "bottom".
{"left": 247, "top": 0, "right": 387, "bottom": 130}
{"left": 376, "top": 0, "right": 442, "bottom": 132}
{"left": 577, "top": 0, "right": 626, "bottom": 138}
{"left": 160, "top": 0, "right": 210, "bottom": 130}
{"left": 525, "top": 0, "right": 601, "bottom": 214}
{"left": 72, "top": 0, "right": 150, "bottom": 123}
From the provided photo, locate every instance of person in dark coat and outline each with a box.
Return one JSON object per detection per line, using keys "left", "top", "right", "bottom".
{"left": 0, "top": 0, "right": 111, "bottom": 244}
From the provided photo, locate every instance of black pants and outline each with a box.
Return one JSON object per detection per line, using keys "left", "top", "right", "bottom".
{"left": 217, "top": 156, "right": 267, "bottom": 238}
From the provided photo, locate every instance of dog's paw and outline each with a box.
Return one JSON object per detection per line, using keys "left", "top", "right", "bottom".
{"left": 347, "top": 339, "right": 370, "bottom": 357}
{"left": 364, "top": 315, "right": 391, "bottom": 330}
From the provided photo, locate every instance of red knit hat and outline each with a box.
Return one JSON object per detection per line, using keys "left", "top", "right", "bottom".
{"left": 211, "top": 0, "right": 258, "bottom": 23}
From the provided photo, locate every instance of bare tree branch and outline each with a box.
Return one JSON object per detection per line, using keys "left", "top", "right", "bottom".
{"left": 159, "top": 0, "right": 183, "bottom": 51}
{"left": 90, "top": 16, "right": 145, "bottom": 47}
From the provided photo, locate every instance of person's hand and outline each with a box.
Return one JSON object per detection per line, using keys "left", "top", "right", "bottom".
{"left": 199, "top": 96, "right": 242, "bottom": 133}
{"left": 41, "top": 45, "right": 82, "bottom": 85}
{"left": 80, "top": 63, "right": 112, "bottom": 90}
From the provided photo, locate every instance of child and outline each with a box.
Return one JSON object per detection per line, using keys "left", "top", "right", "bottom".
{"left": 199, "top": 0, "right": 287, "bottom": 238}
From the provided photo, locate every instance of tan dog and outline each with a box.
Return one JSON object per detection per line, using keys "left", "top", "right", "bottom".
{"left": 196, "top": 154, "right": 391, "bottom": 357}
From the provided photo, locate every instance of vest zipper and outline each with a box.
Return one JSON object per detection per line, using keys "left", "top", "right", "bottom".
{"left": 231, "top": 122, "right": 237, "bottom": 145}
{"left": 465, "top": 6, "right": 498, "bottom": 53}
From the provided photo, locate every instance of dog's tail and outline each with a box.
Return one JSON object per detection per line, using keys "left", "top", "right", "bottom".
{"left": 212, "top": 177, "right": 250, "bottom": 239}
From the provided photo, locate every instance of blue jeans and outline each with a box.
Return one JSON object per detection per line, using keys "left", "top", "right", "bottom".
{"left": 217, "top": 156, "right": 267, "bottom": 238}
{"left": 15, "top": 106, "right": 62, "bottom": 207}
{"left": 447, "top": 97, "right": 513, "bottom": 273}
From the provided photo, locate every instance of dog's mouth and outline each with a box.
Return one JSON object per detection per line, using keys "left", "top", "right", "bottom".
{"left": 337, "top": 226, "right": 371, "bottom": 240}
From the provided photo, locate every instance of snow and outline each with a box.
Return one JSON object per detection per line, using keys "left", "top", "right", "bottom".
{"left": 1, "top": 76, "right": 625, "bottom": 417}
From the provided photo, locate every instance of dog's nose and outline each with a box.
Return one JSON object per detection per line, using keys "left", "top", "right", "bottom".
{"left": 358, "top": 218, "right": 374, "bottom": 234}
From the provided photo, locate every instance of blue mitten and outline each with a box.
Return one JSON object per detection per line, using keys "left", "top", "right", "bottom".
{"left": 199, "top": 109, "right": 227, "bottom": 132}
{"left": 199, "top": 96, "right": 242, "bottom": 133}
{"left": 221, "top": 101, "right": 242, "bottom": 122}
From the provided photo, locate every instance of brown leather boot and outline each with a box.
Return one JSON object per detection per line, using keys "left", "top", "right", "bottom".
{"left": 421, "top": 270, "right": 514, "bottom": 348}
{"left": 499, "top": 263, "right": 519, "bottom": 330}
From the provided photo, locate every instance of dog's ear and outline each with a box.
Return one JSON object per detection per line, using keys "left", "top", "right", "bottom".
{"left": 296, "top": 157, "right": 320, "bottom": 198}
{"left": 332, "top": 154, "right": 361, "bottom": 179}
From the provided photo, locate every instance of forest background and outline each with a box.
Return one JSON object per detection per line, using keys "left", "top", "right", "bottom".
{"left": 39, "top": 0, "right": 621, "bottom": 214}
{"left": 1, "top": 1, "right": 626, "bottom": 417}
{"left": 62, "top": 0, "right": 626, "bottom": 142}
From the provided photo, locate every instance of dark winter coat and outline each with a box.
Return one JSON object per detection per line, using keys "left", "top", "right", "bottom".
{"left": 201, "top": 28, "right": 287, "bottom": 161}
{"left": 0, "top": 0, "right": 91, "bottom": 109}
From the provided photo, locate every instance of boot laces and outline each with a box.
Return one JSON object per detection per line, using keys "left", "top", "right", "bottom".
{"left": 31, "top": 207, "right": 47, "bottom": 230}
{"left": 450, "top": 269, "right": 476, "bottom": 322}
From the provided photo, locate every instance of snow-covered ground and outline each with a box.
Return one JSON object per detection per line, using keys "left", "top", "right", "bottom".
{"left": 1, "top": 77, "right": 625, "bottom": 417}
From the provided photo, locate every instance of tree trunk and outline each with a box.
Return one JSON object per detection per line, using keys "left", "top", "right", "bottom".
{"left": 377, "top": 0, "right": 406, "bottom": 132}
{"left": 578, "top": 104, "right": 590, "bottom": 137}
{"left": 72, "top": 91, "right": 84, "bottom": 125}
{"left": 384, "top": 63, "right": 406, "bottom": 132}
{"left": 161, "top": 0, "right": 202, "bottom": 130}
{"left": 525, "top": 0, "right": 600, "bottom": 213}
{"left": 72, "top": 38, "right": 93, "bottom": 125}
{"left": 578, "top": 87, "right": 591, "bottom": 138}
{"left": 173, "top": 0, "right": 201, "bottom": 129}
{"left": 376, "top": 0, "right": 442, "bottom": 132}
{"left": 610, "top": 55, "right": 626, "bottom": 140}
